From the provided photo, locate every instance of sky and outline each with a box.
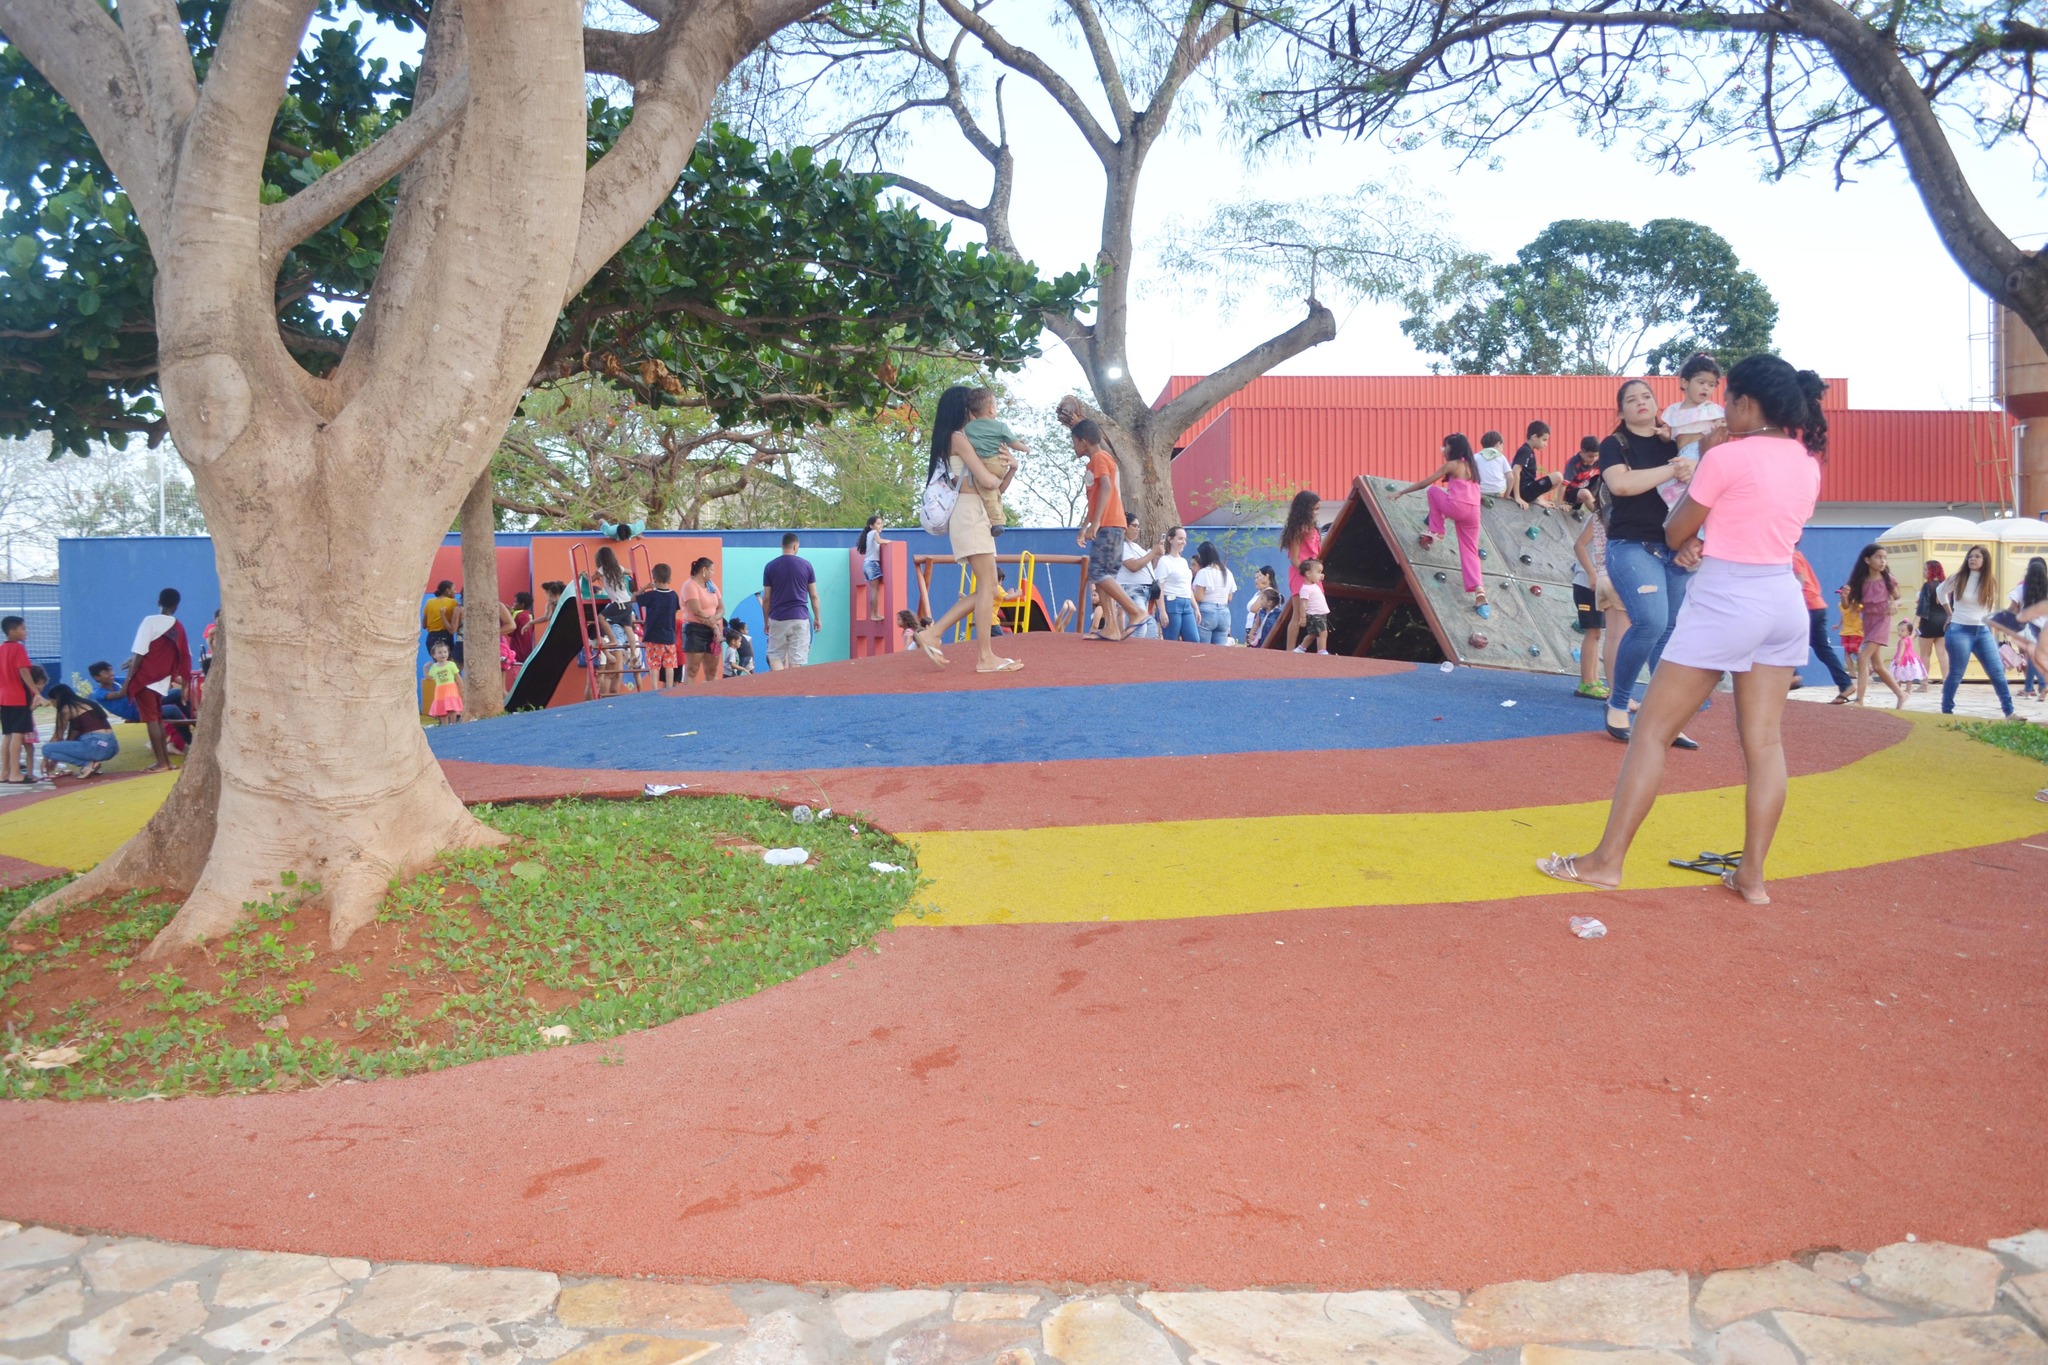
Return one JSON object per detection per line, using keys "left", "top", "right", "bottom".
{"left": 816, "top": 13, "right": 2048, "bottom": 417}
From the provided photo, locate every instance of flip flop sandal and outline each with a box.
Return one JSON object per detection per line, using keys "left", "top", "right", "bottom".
{"left": 1535, "top": 853, "right": 1614, "bottom": 889}
{"left": 2035, "top": 788, "right": 2048, "bottom": 803}
{"left": 914, "top": 636, "right": 950, "bottom": 668}
{"left": 1828, "top": 692, "right": 1853, "bottom": 704}
{"left": 1671, "top": 733, "right": 1700, "bottom": 751}
{"left": 977, "top": 658, "right": 1024, "bottom": 674}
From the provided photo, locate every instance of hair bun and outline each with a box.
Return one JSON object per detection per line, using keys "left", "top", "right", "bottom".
{"left": 1796, "top": 369, "right": 1827, "bottom": 402}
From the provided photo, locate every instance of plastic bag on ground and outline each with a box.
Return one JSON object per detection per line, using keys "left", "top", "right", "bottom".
{"left": 763, "top": 847, "right": 809, "bottom": 866}
{"left": 1569, "top": 916, "right": 1607, "bottom": 939}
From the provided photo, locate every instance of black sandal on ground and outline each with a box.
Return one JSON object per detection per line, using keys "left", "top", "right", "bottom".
{"left": 1671, "top": 732, "right": 1700, "bottom": 751}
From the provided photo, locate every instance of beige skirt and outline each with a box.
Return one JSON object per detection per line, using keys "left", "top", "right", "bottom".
{"left": 948, "top": 470, "right": 996, "bottom": 559}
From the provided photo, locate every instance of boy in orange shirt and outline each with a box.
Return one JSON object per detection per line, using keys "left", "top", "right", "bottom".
{"left": 1071, "top": 420, "right": 1152, "bottom": 641}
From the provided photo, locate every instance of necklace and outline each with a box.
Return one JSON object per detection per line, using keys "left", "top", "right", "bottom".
{"left": 1731, "top": 425, "right": 1786, "bottom": 437}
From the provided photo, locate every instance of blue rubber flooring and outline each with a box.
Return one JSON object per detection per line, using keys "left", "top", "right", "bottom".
{"left": 428, "top": 666, "right": 1598, "bottom": 773}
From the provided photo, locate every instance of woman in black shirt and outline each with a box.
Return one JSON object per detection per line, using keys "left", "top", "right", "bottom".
{"left": 1597, "top": 379, "right": 1701, "bottom": 747}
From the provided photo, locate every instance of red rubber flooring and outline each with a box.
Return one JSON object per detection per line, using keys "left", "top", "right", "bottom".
{"left": 1, "top": 637, "right": 2042, "bottom": 1289}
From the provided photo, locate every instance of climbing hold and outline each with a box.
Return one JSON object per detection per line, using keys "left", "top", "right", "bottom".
{"left": 1526, "top": 524, "right": 1542, "bottom": 539}
{"left": 1528, "top": 644, "right": 1543, "bottom": 657}
{"left": 1467, "top": 631, "right": 1490, "bottom": 649}
{"left": 1433, "top": 571, "right": 1447, "bottom": 583}
{"left": 1529, "top": 584, "right": 1544, "bottom": 596}
{"left": 1384, "top": 481, "right": 1399, "bottom": 492}
{"left": 1478, "top": 547, "right": 1489, "bottom": 559}
{"left": 1518, "top": 553, "right": 1534, "bottom": 564}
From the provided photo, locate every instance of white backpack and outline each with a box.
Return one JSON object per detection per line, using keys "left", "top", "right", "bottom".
{"left": 919, "top": 459, "right": 961, "bottom": 536}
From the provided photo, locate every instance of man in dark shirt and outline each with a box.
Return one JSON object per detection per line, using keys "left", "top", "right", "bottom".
{"left": 758, "top": 533, "right": 821, "bottom": 669}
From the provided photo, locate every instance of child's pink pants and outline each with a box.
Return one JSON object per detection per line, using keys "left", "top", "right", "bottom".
{"left": 1426, "top": 480, "right": 1484, "bottom": 593}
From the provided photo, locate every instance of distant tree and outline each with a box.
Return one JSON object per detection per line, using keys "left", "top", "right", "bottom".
{"left": 0, "top": 435, "right": 204, "bottom": 578}
{"left": 1401, "top": 219, "right": 1778, "bottom": 375}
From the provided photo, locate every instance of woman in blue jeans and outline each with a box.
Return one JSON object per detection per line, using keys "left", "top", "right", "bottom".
{"left": 38, "top": 684, "right": 118, "bottom": 779}
{"left": 1191, "top": 541, "right": 1236, "bottom": 644}
{"left": 1936, "top": 544, "right": 2014, "bottom": 716}
{"left": 1595, "top": 379, "right": 1702, "bottom": 749}
{"left": 1156, "top": 526, "right": 1201, "bottom": 642}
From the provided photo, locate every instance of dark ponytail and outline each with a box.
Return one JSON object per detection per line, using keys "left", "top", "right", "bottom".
{"left": 929, "top": 386, "right": 973, "bottom": 481}
{"left": 1726, "top": 354, "right": 1828, "bottom": 457}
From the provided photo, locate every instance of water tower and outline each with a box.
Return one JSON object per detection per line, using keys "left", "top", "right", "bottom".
{"left": 1997, "top": 305, "right": 2048, "bottom": 517}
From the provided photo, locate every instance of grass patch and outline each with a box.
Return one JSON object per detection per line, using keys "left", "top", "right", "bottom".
{"left": 0, "top": 795, "right": 918, "bottom": 1100}
{"left": 1947, "top": 717, "right": 2048, "bottom": 765}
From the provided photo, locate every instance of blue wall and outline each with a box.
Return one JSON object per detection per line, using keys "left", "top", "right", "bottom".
{"left": 57, "top": 537, "right": 221, "bottom": 689}
{"left": 1792, "top": 525, "right": 1892, "bottom": 686}
{"left": 57, "top": 523, "right": 1879, "bottom": 684}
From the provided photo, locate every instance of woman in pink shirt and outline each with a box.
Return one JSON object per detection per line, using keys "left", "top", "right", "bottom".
{"left": 1539, "top": 354, "right": 1827, "bottom": 907}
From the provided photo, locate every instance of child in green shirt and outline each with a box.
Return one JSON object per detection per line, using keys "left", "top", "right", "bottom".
{"left": 963, "top": 387, "right": 1025, "bottom": 536}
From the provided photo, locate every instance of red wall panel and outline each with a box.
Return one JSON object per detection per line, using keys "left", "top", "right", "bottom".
{"left": 1171, "top": 404, "right": 2018, "bottom": 508}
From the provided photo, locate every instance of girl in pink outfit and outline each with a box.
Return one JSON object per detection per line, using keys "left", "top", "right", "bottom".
{"left": 1394, "top": 433, "right": 1491, "bottom": 619}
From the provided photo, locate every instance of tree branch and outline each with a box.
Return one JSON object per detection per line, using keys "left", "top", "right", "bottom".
{"left": 583, "top": 26, "right": 650, "bottom": 80}
{"left": 117, "top": 0, "right": 200, "bottom": 180}
{"left": 934, "top": 0, "right": 1119, "bottom": 163}
{"left": 0, "top": 0, "right": 171, "bottom": 236}
{"left": 1065, "top": 0, "right": 1134, "bottom": 133}
{"left": 183, "top": 0, "right": 322, "bottom": 214}
{"left": 1151, "top": 303, "right": 1337, "bottom": 444}
{"left": 883, "top": 172, "right": 989, "bottom": 225}
{"left": 259, "top": 65, "right": 473, "bottom": 276}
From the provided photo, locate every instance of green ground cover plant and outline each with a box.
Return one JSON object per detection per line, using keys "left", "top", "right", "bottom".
{"left": 1949, "top": 718, "right": 2048, "bottom": 766}
{"left": 0, "top": 795, "right": 917, "bottom": 1100}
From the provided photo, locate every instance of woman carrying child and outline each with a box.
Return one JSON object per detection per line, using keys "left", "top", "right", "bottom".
{"left": 913, "top": 385, "right": 1021, "bottom": 673}
{"left": 1392, "top": 433, "right": 1489, "bottom": 619}
{"left": 1538, "top": 354, "right": 1828, "bottom": 906}
{"left": 1843, "top": 543, "right": 1906, "bottom": 708}
{"left": 1278, "top": 491, "right": 1323, "bottom": 651}
{"left": 1596, "top": 379, "right": 1698, "bottom": 747}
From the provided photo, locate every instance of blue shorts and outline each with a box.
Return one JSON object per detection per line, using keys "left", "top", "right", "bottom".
{"left": 863, "top": 559, "right": 883, "bottom": 582}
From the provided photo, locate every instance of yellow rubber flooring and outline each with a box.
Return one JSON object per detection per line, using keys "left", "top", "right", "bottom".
{"left": 902, "top": 718, "right": 2048, "bottom": 925}
{"left": 0, "top": 769, "right": 179, "bottom": 873}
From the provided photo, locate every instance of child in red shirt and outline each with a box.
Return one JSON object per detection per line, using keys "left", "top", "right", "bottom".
{"left": 0, "top": 615, "right": 40, "bottom": 785}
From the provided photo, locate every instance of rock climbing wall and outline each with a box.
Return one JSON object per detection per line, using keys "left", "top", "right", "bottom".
{"left": 1326, "top": 477, "right": 1589, "bottom": 676}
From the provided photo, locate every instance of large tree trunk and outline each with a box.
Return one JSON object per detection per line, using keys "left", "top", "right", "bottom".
{"left": 460, "top": 470, "right": 505, "bottom": 720}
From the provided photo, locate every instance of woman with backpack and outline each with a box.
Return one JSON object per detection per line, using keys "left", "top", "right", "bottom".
{"left": 1913, "top": 561, "right": 1949, "bottom": 689}
{"left": 913, "top": 385, "right": 1019, "bottom": 673}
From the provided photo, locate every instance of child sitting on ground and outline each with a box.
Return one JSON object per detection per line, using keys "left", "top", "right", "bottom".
{"left": 1245, "top": 588, "right": 1281, "bottom": 648}
{"left": 963, "top": 387, "right": 1025, "bottom": 536}
{"left": 1293, "top": 559, "right": 1331, "bottom": 655}
{"left": 721, "top": 618, "right": 754, "bottom": 677}
{"left": 897, "top": 609, "right": 923, "bottom": 652}
{"left": 423, "top": 640, "right": 463, "bottom": 724}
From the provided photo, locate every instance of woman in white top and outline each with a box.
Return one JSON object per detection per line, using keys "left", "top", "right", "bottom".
{"left": 1156, "top": 526, "right": 1199, "bottom": 642}
{"left": 1191, "top": 541, "right": 1238, "bottom": 644}
{"left": 1936, "top": 544, "right": 2014, "bottom": 716}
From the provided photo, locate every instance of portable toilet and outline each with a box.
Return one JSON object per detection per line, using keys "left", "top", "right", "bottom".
{"left": 1889, "top": 515, "right": 2003, "bottom": 681}
{"left": 1974, "top": 517, "right": 2048, "bottom": 602}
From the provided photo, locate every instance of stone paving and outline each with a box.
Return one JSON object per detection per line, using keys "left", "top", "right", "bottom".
{"left": 2, "top": 1223, "right": 2046, "bottom": 1365}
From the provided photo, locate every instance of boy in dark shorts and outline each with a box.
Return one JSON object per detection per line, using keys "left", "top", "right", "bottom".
{"left": 1560, "top": 436, "right": 1602, "bottom": 512}
{"left": 1071, "top": 419, "right": 1152, "bottom": 640}
{"left": 1511, "top": 421, "right": 1559, "bottom": 508}
{"left": 636, "top": 563, "right": 683, "bottom": 686}
{"left": 0, "top": 616, "right": 40, "bottom": 786}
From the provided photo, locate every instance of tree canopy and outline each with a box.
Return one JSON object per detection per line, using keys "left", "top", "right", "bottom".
{"left": 1400, "top": 218, "right": 1777, "bottom": 376}
{"left": 0, "top": 23, "right": 1089, "bottom": 455}
{"left": 1256, "top": 0, "right": 2048, "bottom": 355}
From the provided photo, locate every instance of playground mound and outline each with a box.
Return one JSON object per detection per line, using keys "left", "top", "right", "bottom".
{"left": 0, "top": 793, "right": 918, "bottom": 1100}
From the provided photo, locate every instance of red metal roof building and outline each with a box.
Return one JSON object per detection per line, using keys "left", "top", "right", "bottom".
{"left": 1159, "top": 375, "right": 2017, "bottom": 522}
